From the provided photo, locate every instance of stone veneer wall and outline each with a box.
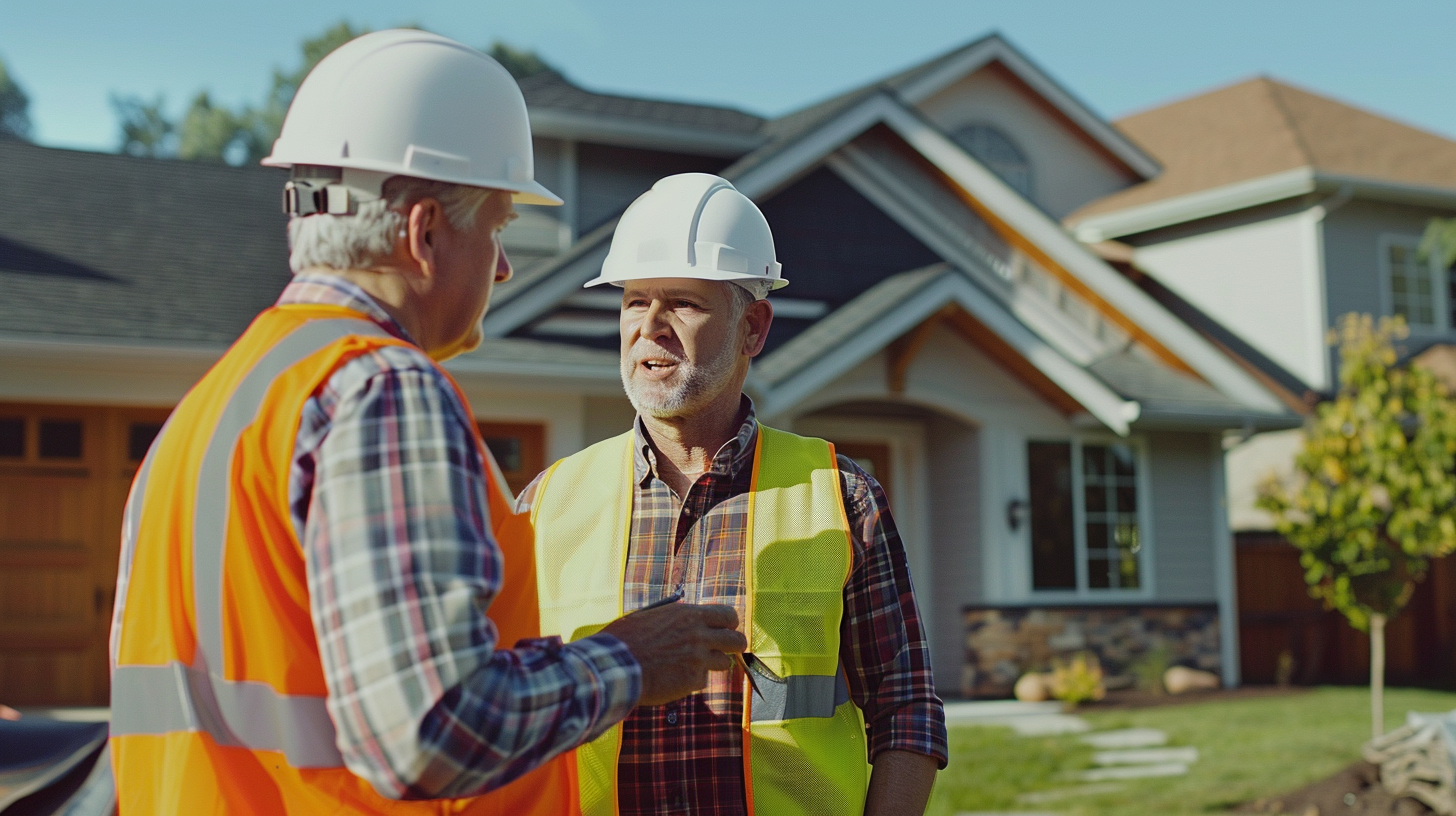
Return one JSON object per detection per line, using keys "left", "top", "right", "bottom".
{"left": 962, "top": 605, "right": 1221, "bottom": 698}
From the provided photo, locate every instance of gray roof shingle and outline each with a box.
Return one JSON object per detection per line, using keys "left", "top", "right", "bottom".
{"left": 519, "top": 71, "right": 765, "bottom": 136}
{"left": 0, "top": 140, "right": 291, "bottom": 345}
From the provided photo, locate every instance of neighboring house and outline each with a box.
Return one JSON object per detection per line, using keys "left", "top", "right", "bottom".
{"left": 1067, "top": 77, "right": 1456, "bottom": 684}
{"left": 0, "top": 35, "right": 1296, "bottom": 707}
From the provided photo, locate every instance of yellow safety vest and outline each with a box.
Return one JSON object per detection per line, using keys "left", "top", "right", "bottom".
{"left": 530, "top": 425, "right": 871, "bottom": 816}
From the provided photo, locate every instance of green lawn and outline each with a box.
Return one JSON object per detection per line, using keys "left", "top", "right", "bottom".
{"left": 926, "top": 687, "right": 1456, "bottom": 816}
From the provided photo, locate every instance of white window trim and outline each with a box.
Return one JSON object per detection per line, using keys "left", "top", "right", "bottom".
{"left": 1025, "top": 434, "right": 1155, "bottom": 601}
{"left": 1378, "top": 233, "right": 1446, "bottom": 335}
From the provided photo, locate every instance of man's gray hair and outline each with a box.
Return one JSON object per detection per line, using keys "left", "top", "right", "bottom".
{"left": 726, "top": 280, "right": 769, "bottom": 323}
{"left": 287, "top": 176, "right": 501, "bottom": 273}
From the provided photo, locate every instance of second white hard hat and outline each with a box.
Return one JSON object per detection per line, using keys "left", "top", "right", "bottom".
{"left": 263, "top": 29, "right": 561, "bottom": 212}
{"left": 586, "top": 173, "right": 787, "bottom": 293}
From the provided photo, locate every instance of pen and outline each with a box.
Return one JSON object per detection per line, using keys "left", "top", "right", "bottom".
{"left": 638, "top": 590, "right": 684, "bottom": 612}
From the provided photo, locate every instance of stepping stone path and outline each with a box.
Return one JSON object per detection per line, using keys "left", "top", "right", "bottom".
{"left": 949, "top": 709, "right": 1202, "bottom": 815}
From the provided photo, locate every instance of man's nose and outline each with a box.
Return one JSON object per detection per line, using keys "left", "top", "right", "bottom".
{"left": 494, "top": 247, "right": 513, "bottom": 283}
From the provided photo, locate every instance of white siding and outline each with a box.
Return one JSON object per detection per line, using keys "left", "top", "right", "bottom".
{"left": 1147, "top": 431, "right": 1218, "bottom": 602}
{"left": 915, "top": 67, "right": 1141, "bottom": 219}
{"left": 1225, "top": 428, "right": 1303, "bottom": 532}
{"left": 1133, "top": 210, "right": 1328, "bottom": 389}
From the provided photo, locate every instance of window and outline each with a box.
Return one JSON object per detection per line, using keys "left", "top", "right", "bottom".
{"left": 0, "top": 417, "right": 22, "bottom": 458}
{"left": 38, "top": 419, "right": 83, "bottom": 459}
{"left": 1027, "top": 439, "right": 1146, "bottom": 593}
{"left": 951, "top": 124, "right": 1033, "bottom": 198}
{"left": 1383, "top": 237, "right": 1443, "bottom": 331}
{"left": 477, "top": 421, "right": 546, "bottom": 498}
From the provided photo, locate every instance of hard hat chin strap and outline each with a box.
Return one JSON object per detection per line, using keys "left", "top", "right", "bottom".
{"left": 282, "top": 167, "right": 393, "bottom": 217}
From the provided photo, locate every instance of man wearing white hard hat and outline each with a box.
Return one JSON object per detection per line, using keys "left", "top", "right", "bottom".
{"left": 108, "top": 32, "right": 745, "bottom": 815}
{"left": 522, "top": 173, "right": 947, "bottom": 815}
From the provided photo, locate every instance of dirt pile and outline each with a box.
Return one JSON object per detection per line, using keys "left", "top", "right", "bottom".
{"left": 1236, "top": 761, "right": 1434, "bottom": 816}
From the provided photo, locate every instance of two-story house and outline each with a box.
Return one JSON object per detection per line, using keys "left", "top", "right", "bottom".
{"left": 1067, "top": 76, "right": 1456, "bottom": 684}
{"left": 0, "top": 35, "right": 1296, "bottom": 706}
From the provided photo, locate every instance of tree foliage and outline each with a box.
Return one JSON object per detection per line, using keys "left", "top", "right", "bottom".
{"left": 111, "top": 21, "right": 555, "bottom": 165}
{"left": 1257, "top": 313, "right": 1456, "bottom": 630}
{"left": 0, "top": 55, "right": 33, "bottom": 141}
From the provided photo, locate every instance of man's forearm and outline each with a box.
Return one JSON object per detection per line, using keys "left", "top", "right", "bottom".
{"left": 864, "top": 749, "right": 938, "bottom": 816}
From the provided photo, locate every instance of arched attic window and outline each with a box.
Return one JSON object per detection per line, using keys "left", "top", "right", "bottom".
{"left": 951, "top": 124, "right": 1033, "bottom": 199}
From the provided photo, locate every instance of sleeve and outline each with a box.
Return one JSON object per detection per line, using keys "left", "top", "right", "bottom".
{"left": 303, "top": 349, "right": 640, "bottom": 799}
{"left": 835, "top": 454, "right": 949, "bottom": 769}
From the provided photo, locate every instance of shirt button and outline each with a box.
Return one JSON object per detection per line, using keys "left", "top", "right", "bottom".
{"left": 666, "top": 710, "right": 678, "bottom": 725}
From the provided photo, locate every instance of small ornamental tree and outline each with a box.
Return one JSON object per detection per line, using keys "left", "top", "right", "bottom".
{"left": 1257, "top": 313, "right": 1456, "bottom": 739}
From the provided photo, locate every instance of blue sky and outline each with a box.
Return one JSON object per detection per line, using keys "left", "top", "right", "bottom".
{"left": 4, "top": 0, "right": 1455, "bottom": 153}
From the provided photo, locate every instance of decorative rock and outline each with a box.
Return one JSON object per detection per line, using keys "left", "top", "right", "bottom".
{"left": 1014, "top": 672, "right": 1051, "bottom": 702}
{"left": 1079, "top": 762, "right": 1189, "bottom": 781}
{"left": 1091, "top": 747, "right": 1199, "bottom": 766}
{"left": 1164, "top": 666, "right": 1220, "bottom": 694}
{"left": 1080, "top": 728, "right": 1168, "bottom": 749}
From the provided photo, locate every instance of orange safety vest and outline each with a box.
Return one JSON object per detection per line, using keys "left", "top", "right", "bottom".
{"left": 109, "top": 303, "right": 579, "bottom": 815}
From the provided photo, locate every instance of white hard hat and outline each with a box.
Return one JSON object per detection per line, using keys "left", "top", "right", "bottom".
{"left": 586, "top": 173, "right": 786, "bottom": 293}
{"left": 263, "top": 29, "right": 561, "bottom": 214}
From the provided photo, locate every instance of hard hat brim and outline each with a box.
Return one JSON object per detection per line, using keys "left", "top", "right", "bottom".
{"left": 583, "top": 269, "right": 790, "bottom": 290}
{"left": 260, "top": 158, "right": 563, "bottom": 207}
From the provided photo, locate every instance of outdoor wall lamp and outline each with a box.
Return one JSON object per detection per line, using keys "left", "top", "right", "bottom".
{"left": 1006, "top": 498, "right": 1028, "bottom": 531}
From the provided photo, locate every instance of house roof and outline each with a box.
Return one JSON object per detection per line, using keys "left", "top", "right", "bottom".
{"left": 0, "top": 140, "right": 291, "bottom": 346}
{"left": 1073, "top": 77, "right": 1456, "bottom": 222}
{"left": 519, "top": 70, "right": 766, "bottom": 136}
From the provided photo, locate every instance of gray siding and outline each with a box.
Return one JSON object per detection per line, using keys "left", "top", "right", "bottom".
{"left": 1147, "top": 431, "right": 1218, "bottom": 602}
{"left": 1323, "top": 198, "right": 1456, "bottom": 363}
{"left": 926, "top": 415, "right": 980, "bottom": 695}
{"left": 575, "top": 143, "right": 728, "bottom": 233}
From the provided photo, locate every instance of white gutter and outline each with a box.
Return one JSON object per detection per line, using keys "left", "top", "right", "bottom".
{"left": 1072, "top": 169, "right": 1456, "bottom": 242}
{"left": 878, "top": 104, "right": 1288, "bottom": 416}
{"left": 753, "top": 271, "right": 1141, "bottom": 435}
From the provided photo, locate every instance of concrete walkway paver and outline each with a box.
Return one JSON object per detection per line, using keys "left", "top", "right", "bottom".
{"left": 1079, "top": 727, "right": 1167, "bottom": 749}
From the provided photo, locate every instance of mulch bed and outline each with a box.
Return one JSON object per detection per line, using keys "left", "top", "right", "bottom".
{"left": 1233, "top": 761, "right": 1434, "bottom": 816}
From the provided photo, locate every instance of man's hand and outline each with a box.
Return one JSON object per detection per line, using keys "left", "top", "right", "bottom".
{"left": 601, "top": 603, "right": 746, "bottom": 705}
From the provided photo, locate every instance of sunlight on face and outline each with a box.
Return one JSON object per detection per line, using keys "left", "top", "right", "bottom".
{"left": 618, "top": 279, "right": 742, "bottom": 419}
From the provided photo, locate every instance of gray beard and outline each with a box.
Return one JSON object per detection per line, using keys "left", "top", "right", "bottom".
{"left": 620, "top": 337, "right": 739, "bottom": 419}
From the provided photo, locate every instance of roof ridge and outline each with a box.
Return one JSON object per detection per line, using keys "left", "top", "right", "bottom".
{"left": 1259, "top": 76, "right": 1318, "bottom": 170}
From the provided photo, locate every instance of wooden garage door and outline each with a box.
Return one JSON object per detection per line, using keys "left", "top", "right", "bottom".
{"left": 0, "top": 404, "right": 169, "bottom": 706}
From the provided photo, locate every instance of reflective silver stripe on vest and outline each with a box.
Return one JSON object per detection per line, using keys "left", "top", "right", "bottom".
{"left": 748, "top": 665, "right": 853, "bottom": 722}
{"left": 112, "top": 318, "right": 390, "bottom": 768}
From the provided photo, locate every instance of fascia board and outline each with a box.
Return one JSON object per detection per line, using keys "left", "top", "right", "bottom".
{"left": 895, "top": 38, "right": 1160, "bottom": 180}
{"left": 1073, "top": 171, "right": 1456, "bottom": 242}
{"left": 880, "top": 105, "right": 1287, "bottom": 415}
{"left": 1316, "top": 172, "right": 1456, "bottom": 210}
{"left": 482, "top": 242, "right": 612, "bottom": 338}
{"left": 730, "top": 94, "right": 907, "bottom": 199}
{"left": 487, "top": 94, "right": 903, "bottom": 339}
{"left": 528, "top": 109, "right": 764, "bottom": 157}
{"left": 827, "top": 147, "right": 1101, "bottom": 367}
{"left": 0, "top": 334, "right": 225, "bottom": 406}
{"left": 0, "top": 333, "right": 226, "bottom": 365}
{"left": 1070, "top": 168, "right": 1318, "bottom": 241}
{"left": 755, "top": 272, "right": 1136, "bottom": 434}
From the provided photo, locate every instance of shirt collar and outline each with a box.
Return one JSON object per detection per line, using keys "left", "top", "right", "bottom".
{"left": 277, "top": 272, "right": 418, "bottom": 345}
{"left": 633, "top": 396, "right": 759, "bottom": 486}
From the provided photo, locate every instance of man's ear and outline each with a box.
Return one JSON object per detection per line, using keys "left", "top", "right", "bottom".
{"left": 742, "top": 298, "right": 774, "bottom": 358}
{"left": 406, "top": 198, "right": 445, "bottom": 279}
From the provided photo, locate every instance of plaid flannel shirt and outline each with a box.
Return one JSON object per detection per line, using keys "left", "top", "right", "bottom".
{"left": 519, "top": 407, "right": 947, "bottom": 816}
{"left": 281, "top": 274, "right": 640, "bottom": 799}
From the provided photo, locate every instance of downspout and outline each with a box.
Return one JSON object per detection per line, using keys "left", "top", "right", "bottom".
{"left": 1308, "top": 184, "right": 1353, "bottom": 390}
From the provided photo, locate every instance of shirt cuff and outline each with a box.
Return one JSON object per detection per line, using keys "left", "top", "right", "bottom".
{"left": 560, "top": 632, "right": 641, "bottom": 741}
{"left": 869, "top": 701, "right": 949, "bottom": 769}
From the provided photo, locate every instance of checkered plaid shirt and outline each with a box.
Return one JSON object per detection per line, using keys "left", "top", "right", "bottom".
{"left": 280, "top": 275, "right": 640, "bottom": 799}
{"left": 519, "top": 408, "right": 947, "bottom": 816}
